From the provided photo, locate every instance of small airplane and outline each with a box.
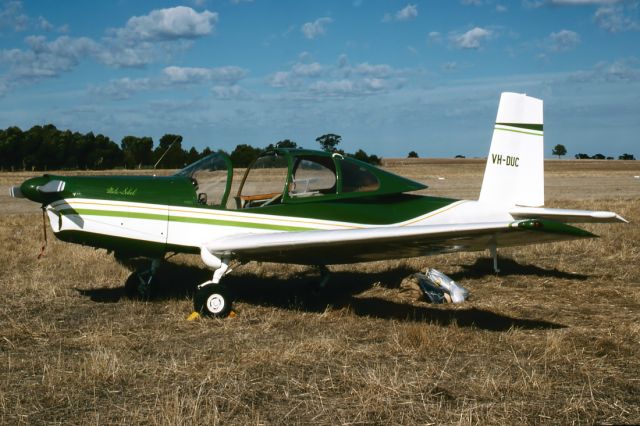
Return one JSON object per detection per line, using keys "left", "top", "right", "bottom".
{"left": 10, "top": 92, "right": 626, "bottom": 317}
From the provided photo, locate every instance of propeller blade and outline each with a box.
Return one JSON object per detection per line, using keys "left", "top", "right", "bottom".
{"left": 10, "top": 186, "right": 24, "bottom": 198}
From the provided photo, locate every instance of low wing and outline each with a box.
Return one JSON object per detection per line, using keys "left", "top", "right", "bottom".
{"left": 204, "top": 219, "right": 594, "bottom": 265}
{"left": 510, "top": 206, "right": 627, "bottom": 223}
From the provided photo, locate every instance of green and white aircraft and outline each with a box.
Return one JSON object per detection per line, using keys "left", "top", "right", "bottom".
{"left": 10, "top": 93, "right": 626, "bottom": 317}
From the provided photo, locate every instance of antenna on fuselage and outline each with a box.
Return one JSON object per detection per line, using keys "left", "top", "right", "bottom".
{"left": 153, "top": 135, "right": 181, "bottom": 169}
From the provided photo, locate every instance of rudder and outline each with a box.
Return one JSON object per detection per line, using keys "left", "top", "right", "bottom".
{"left": 479, "top": 92, "right": 544, "bottom": 207}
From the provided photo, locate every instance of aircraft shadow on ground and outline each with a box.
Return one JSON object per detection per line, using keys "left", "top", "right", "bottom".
{"left": 77, "top": 261, "right": 564, "bottom": 331}
{"left": 449, "top": 257, "right": 589, "bottom": 281}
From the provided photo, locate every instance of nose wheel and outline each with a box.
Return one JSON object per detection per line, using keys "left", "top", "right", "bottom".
{"left": 194, "top": 284, "right": 233, "bottom": 318}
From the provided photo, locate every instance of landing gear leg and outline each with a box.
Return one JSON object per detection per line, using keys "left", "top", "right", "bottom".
{"left": 490, "top": 240, "right": 499, "bottom": 274}
{"left": 124, "top": 258, "right": 161, "bottom": 299}
{"left": 317, "top": 265, "right": 331, "bottom": 289}
{"left": 194, "top": 254, "right": 234, "bottom": 318}
{"left": 309, "top": 265, "right": 331, "bottom": 294}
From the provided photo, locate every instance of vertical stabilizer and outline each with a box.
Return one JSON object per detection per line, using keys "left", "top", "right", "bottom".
{"left": 479, "top": 92, "right": 544, "bottom": 207}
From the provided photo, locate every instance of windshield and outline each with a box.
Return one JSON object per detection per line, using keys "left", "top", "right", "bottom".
{"left": 176, "top": 152, "right": 232, "bottom": 207}
{"left": 236, "top": 153, "right": 288, "bottom": 208}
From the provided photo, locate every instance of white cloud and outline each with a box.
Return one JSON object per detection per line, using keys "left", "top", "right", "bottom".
{"left": 89, "top": 66, "right": 248, "bottom": 100}
{"left": 309, "top": 79, "right": 355, "bottom": 95}
{"left": 0, "top": 0, "right": 28, "bottom": 31}
{"left": 96, "top": 6, "right": 219, "bottom": 68}
{"left": 547, "top": 29, "right": 581, "bottom": 51}
{"left": 267, "top": 55, "right": 408, "bottom": 98}
{"left": 568, "top": 58, "right": 640, "bottom": 82}
{"left": 428, "top": 31, "right": 442, "bottom": 43}
{"left": 268, "top": 71, "right": 294, "bottom": 88}
{"left": 524, "top": 0, "right": 622, "bottom": 8}
{"left": 452, "top": 27, "right": 492, "bottom": 49}
{"left": 595, "top": 5, "right": 640, "bottom": 32}
{"left": 549, "top": 0, "right": 620, "bottom": 4}
{"left": 301, "top": 17, "right": 333, "bottom": 39}
{"left": 267, "top": 61, "right": 324, "bottom": 87}
{"left": 89, "top": 77, "right": 153, "bottom": 100}
{"left": 291, "top": 62, "right": 323, "bottom": 77}
{"left": 162, "top": 65, "right": 247, "bottom": 84}
{"left": 383, "top": 4, "right": 418, "bottom": 22}
{"left": 37, "top": 16, "right": 53, "bottom": 31}
{"left": 211, "top": 85, "right": 250, "bottom": 99}
{"left": 496, "top": 4, "right": 508, "bottom": 12}
{"left": 461, "top": 0, "right": 483, "bottom": 5}
{"left": 351, "top": 63, "right": 393, "bottom": 78}
{"left": 442, "top": 61, "right": 458, "bottom": 71}
{"left": 95, "top": 42, "right": 155, "bottom": 68}
{"left": 1, "top": 35, "right": 98, "bottom": 81}
{"left": 113, "top": 6, "right": 218, "bottom": 42}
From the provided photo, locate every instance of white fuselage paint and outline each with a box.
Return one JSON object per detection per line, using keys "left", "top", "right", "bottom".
{"left": 46, "top": 197, "right": 513, "bottom": 251}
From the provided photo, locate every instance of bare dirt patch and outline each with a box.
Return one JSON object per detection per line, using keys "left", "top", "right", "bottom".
{"left": 1, "top": 161, "right": 638, "bottom": 424}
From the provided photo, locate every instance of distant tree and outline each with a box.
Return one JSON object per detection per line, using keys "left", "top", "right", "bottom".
{"left": 352, "top": 149, "right": 382, "bottom": 165}
{"left": 185, "top": 147, "right": 200, "bottom": 165}
{"left": 199, "top": 147, "right": 213, "bottom": 159}
{"left": 619, "top": 153, "right": 636, "bottom": 160}
{"left": 276, "top": 139, "right": 298, "bottom": 149}
{"left": 230, "top": 144, "right": 262, "bottom": 167}
{"left": 265, "top": 139, "right": 298, "bottom": 151}
{"left": 606, "top": 156, "right": 614, "bottom": 160}
{"left": 591, "top": 153, "right": 605, "bottom": 160}
{"left": 316, "top": 133, "right": 341, "bottom": 152}
{"left": 85, "top": 133, "right": 122, "bottom": 169}
{"left": 408, "top": 151, "right": 419, "bottom": 158}
{"left": 552, "top": 144, "right": 567, "bottom": 159}
{"left": 575, "top": 153, "right": 590, "bottom": 159}
{"left": 121, "top": 136, "right": 153, "bottom": 169}
{"left": 352, "top": 149, "right": 369, "bottom": 163}
{"left": 153, "top": 134, "right": 186, "bottom": 169}
{"left": 0, "top": 126, "right": 23, "bottom": 170}
{"left": 455, "top": 154, "right": 466, "bottom": 159}
{"left": 367, "top": 154, "right": 381, "bottom": 165}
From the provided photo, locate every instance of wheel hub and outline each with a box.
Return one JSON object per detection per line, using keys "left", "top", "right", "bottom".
{"left": 206, "top": 294, "right": 225, "bottom": 314}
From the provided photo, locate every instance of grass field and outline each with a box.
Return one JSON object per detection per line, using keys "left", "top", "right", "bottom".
{"left": 1, "top": 160, "right": 639, "bottom": 424}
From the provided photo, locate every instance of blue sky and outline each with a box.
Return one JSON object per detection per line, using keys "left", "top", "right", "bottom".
{"left": 1, "top": 0, "right": 638, "bottom": 158}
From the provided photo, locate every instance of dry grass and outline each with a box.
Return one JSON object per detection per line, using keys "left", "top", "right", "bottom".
{"left": 1, "top": 160, "right": 639, "bottom": 424}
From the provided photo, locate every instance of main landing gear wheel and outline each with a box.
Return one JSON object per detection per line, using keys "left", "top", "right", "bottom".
{"left": 194, "top": 284, "right": 233, "bottom": 318}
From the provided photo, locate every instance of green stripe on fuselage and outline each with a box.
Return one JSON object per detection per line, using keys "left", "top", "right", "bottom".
{"left": 59, "top": 208, "right": 320, "bottom": 232}
{"left": 57, "top": 194, "right": 459, "bottom": 229}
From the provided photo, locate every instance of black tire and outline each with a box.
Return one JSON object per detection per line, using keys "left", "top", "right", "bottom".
{"left": 194, "top": 284, "right": 233, "bottom": 318}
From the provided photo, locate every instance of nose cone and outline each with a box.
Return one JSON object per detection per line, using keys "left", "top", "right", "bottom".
{"left": 19, "top": 176, "right": 50, "bottom": 203}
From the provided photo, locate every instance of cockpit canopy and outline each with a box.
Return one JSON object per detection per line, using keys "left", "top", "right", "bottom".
{"left": 176, "top": 148, "right": 426, "bottom": 209}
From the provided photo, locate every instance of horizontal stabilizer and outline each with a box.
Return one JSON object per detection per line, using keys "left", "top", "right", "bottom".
{"left": 510, "top": 206, "right": 628, "bottom": 223}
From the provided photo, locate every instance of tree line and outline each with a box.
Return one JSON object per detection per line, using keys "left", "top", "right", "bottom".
{"left": 0, "top": 125, "right": 381, "bottom": 171}
{"left": 553, "top": 144, "right": 635, "bottom": 160}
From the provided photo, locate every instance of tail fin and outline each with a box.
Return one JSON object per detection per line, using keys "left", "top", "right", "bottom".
{"left": 479, "top": 92, "right": 544, "bottom": 207}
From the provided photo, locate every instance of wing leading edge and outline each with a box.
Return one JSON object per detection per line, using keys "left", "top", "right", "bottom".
{"left": 203, "top": 219, "right": 594, "bottom": 265}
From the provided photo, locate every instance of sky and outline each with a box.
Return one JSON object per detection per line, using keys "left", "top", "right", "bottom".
{"left": 0, "top": 0, "right": 638, "bottom": 158}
